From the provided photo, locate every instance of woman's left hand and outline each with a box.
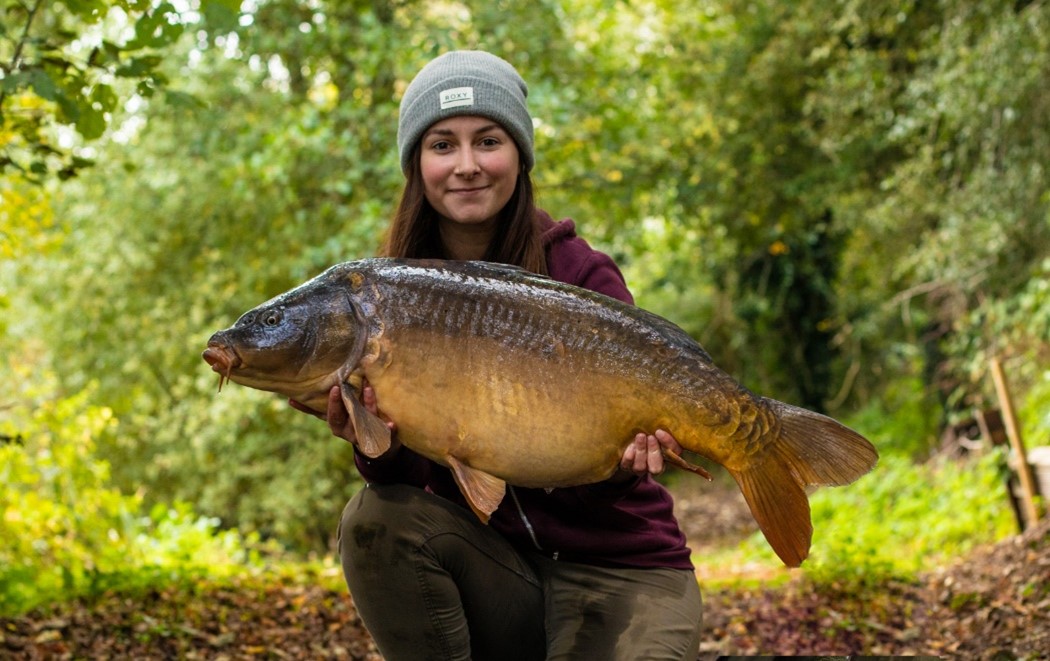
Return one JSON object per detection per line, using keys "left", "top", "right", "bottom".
{"left": 620, "top": 429, "right": 683, "bottom": 477}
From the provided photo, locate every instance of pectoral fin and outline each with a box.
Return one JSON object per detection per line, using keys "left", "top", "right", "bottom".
{"left": 340, "top": 382, "right": 391, "bottom": 458}
{"left": 446, "top": 455, "right": 506, "bottom": 524}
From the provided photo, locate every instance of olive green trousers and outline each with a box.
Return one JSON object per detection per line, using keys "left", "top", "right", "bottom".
{"left": 338, "top": 483, "right": 702, "bottom": 661}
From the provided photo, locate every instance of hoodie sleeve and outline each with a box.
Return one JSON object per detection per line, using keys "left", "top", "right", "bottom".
{"left": 354, "top": 445, "right": 432, "bottom": 487}
{"left": 571, "top": 251, "right": 635, "bottom": 305}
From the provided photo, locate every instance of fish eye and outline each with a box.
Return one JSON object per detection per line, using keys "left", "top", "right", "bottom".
{"left": 263, "top": 311, "right": 281, "bottom": 326}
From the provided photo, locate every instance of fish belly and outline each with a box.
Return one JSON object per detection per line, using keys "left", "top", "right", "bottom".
{"left": 365, "top": 323, "right": 656, "bottom": 488}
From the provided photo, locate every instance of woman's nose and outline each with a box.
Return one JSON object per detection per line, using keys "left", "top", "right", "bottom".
{"left": 454, "top": 149, "right": 480, "bottom": 176}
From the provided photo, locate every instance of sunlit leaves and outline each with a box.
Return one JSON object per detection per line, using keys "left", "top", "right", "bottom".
{"left": 0, "top": 0, "right": 189, "bottom": 179}
{"left": 0, "top": 174, "right": 59, "bottom": 259}
{"left": 0, "top": 369, "right": 253, "bottom": 616}
{"left": 199, "top": 0, "right": 243, "bottom": 33}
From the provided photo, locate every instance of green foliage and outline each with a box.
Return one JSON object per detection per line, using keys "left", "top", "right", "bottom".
{"left": 830, "top": 0, "right": 1050, "bottom": 415}
{"left": 807, "top": 452, "right": 1015, "bottom": 586}
{"left": 20, "top": 4, "right": 421, "bottom": 550}
{"left": 706, "top": 452, "right": 1016, "bottom": 586}
{"left": 593, "top": 0, "right": 1050, "bottom": 420}
{"left": 0, "top": 175, "right": 59, "bottom": 341}
{"left": 842, "top": 375, "right": 942, "bottom": 458}
{"left": 1019, "top": 367, "right": 1050, "bottom": 447}
{"left": 0, "top": 370, "right": 254, "bottom": 617}
{"left": 948, "top": 259, "right": 1050, "bottom": 415}
{"left": 0, "top": 0, "right": 201, "bottom": 179}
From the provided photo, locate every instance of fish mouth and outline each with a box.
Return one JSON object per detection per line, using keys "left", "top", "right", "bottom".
{"left": 202, "top": 344, "right": 241, "bottom": 392}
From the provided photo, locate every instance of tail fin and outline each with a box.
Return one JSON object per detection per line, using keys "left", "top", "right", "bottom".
{"left": 729, "top": 400, "right": 878, "bottom": 567}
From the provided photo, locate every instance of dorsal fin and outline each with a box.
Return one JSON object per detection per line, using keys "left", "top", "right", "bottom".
{"left": 383, "top": 258, "right": 553, "bottom": 282}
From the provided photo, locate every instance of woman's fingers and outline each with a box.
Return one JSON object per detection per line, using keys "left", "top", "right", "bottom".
{"left": 621, "top": 432, "right": 660, "bottom": 476}
{"left": 645, "top": 433, "right": 664, "bottom": 475}
{"left": 290, "top": 383, "right": 396, "bottom": 449}
{"left": 621, "top": 429, "right": 683, "bottom": 477}
{"left": 654, "top": 428, "right": 683, "bottom": 455}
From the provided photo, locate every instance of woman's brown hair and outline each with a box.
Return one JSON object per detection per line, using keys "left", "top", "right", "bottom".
{"left": 381, "top": 142, "right": 548, "bottom": 275}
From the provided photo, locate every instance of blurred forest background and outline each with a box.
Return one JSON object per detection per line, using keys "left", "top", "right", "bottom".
{"left": 2, "top": 0, "right": 1049, "bottom": 619}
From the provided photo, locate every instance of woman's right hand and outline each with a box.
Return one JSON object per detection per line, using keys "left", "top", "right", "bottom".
{"left": 289, "top": 382, "right": 400, "bottom": 455}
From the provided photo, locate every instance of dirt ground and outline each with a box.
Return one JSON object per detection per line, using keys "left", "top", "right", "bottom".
{"left": 2, "top": 483, "right": 1048, "bottom": 660}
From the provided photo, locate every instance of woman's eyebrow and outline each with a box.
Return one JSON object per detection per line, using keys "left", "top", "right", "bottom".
{"left": 424, "top": 123, "right": 504, "bottom": 139}
{"left": 471, "top": 123, "right": 502, "bottom": 135}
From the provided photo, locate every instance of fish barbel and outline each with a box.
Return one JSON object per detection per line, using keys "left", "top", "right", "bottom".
{"left": 202, "top": 258, "right": 878, "bottom": 567}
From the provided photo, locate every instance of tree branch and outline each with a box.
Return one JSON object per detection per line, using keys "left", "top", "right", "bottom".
{"left": 5, "top": 0, "right": 45, "bottom": 73}
{"left": 1, "top": 0, "right": 47, "bottom": 123}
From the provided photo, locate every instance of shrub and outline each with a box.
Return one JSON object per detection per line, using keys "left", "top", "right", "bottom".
{"left": 0, "top": 372, "right": 255, "bottom": 616}
{"left": 710, "top": 451, "right": 1016, "bottom": 586}
{"left": 803, "top": 451, "right": 1015, "bottom": 585}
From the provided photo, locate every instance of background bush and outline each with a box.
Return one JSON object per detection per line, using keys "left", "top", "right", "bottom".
{"left": 0, "top": 372, "right": 254, "bottom": 616}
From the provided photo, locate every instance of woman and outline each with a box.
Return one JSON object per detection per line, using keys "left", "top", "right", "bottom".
{"left": 293, "top": 50, "right": 702, "bottom": 660}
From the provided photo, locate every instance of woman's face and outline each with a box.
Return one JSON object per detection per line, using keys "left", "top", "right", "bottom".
{"left": 419, "top": 115, "right": 520, "bottom": 229}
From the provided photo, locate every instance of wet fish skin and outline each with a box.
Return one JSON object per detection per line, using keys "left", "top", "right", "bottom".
{"left": 203, "top": 258, "right": 879, "bottom": 567}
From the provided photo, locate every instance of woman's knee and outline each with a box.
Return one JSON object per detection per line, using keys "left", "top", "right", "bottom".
{"left": 339, "top": 484, "right": 423, "bottom": 561}
{"left": 339, "top": 483, "right": 482, "bottom": 564}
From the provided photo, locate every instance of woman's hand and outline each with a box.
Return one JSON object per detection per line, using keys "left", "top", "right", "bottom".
{"left": 619, "top": 429, "right": 683, "bottom": 478}
{"left": 289, "top": 382, "right": 400, "bottom": 455}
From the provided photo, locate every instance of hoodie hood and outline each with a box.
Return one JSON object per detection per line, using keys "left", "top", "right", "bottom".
{"left": 537, "top": 209, "right": 578, "bottom": 248}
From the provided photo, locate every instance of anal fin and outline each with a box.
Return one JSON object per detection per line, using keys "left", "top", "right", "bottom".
{"left": 447, "top": 455, "right": 506, "bottom": 524}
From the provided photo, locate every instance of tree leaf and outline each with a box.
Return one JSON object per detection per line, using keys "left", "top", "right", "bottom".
{"left": 115, "top": 56, "right": 163, "bottom": 78}
{"left": 58, "top": 0, "right": 108, "bottom": 22}
{"left": 54, "top": 92, "right": 81, "bottom": 123}
{"left": 75, "top": 106, "right": 106, "bottom": 140}
{"left": 127, "top": 3, "right": 183, "bottom": 50}
{"left": 91, "top": 84, "right": 118, "bottom": 113}
{"left": 200, "top": 0, "right": 242, "bottom": 32}
{"left": 28, "top": 70, "right": 59, "bottom": 101}
{"left": 1, "top": 72, "right": 29, "bottom": 94}
{"left": 163, "top": 89, "right": 205, "bottom": 109}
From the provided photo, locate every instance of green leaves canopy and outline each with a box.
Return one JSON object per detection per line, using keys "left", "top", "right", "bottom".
{"left": 0, "top": 0, "right": 242, "bottom": 179}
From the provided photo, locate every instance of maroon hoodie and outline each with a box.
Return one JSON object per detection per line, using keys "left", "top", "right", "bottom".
{"left": 354, "top": 211, "right": 694, "bottom": 570}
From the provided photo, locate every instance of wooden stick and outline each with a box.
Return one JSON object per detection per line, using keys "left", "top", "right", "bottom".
{"left": 990, "top": 357, "right": 1040, "bottom": 526}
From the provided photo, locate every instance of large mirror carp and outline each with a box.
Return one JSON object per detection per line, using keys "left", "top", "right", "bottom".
{"left": 203, "top": 258, "right": 878, "bottom": 567}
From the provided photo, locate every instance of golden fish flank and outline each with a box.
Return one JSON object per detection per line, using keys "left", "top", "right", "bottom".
{"left": 203, "top": 258, "right": 879, "bottom": 567}
{"left": 488, "top": 378, "right": 527, "bottom": 418}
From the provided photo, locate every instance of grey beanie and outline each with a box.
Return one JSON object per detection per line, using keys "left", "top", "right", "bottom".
{"left": 397, "top": 50, "right": 534, "bottom": 174}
